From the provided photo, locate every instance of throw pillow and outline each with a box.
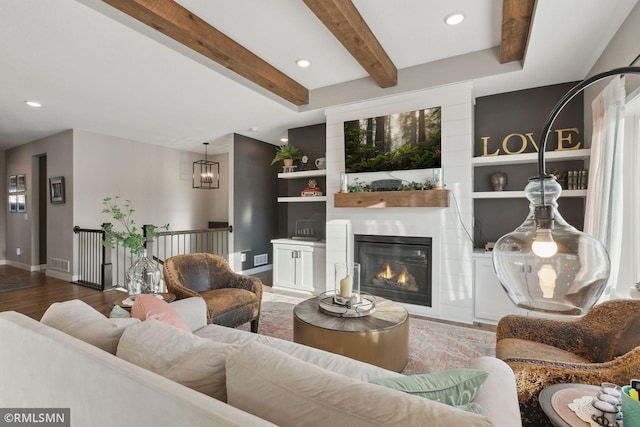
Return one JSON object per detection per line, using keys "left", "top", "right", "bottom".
{"left": 225, "top": 341, "right": 492, "bottom": 427}
{"left": 109, "top": 305, "right": 131, "bottom": 318}
{"left": 117, "top": 319, "right": 237, "bottom": 402}
{"left": 370, "top": 369, "right": 489, "bottom": 406}
{"left": 40, "top": 299, "right": 139, "bottom": 354}
{"left": 131, "top": 294, "right": 190, "bottom": 332}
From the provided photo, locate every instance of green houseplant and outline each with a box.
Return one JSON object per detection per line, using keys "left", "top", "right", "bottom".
{"left": 271, "top": 145, "right": 303, "bottom": 166}
{"left": 101, "top": 196, "right": 170, "bottom": 298}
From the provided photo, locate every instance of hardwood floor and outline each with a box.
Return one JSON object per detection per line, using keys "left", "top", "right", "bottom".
{"left": 0, "top": 265, "right": 276, "bottom": 320}
{"left": 0, "top": 265, "right": 126, "bottom": 320}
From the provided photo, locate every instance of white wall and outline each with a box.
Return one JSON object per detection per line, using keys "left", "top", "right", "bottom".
{"left": 325, "top": 82, "right": 475, "bottom": 323}
{"left": 72, "top": 130, "right": 226, "bottom": 277}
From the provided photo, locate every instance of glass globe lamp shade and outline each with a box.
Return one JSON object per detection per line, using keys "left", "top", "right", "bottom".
{"left": 492, "top": 176, "right": 610, "bottom": 315}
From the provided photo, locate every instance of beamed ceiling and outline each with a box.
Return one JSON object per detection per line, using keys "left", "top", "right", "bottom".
{"left": 0, "top": 0, "right": 637, "bottom": 152}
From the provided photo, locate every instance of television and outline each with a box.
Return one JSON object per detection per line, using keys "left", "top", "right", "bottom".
{"left": 343, "top": 107, "right": 441, "bottom": 173}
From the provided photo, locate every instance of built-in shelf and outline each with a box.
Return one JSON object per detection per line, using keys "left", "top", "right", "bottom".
{"left": 334, "top": 190, "right": 450, "bottom": 208}
{"left": 278, "top": 196, "right": 327, "bottom": 203}
{"left": 277, "top": 169, "right": 327, "bottom": 179}
{"left": 472, "top": 149, "right": 590, "bottom": 167}
{"left": 472, "top": 189, "right": 587, "bottom": 199}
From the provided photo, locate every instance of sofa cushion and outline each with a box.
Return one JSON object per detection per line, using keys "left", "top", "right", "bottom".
{"left": 226, "top": 341, "right": 492, "bottom": 427}
{"left": 117, "top": 319, "right": 237, "bottom": 402}
{"left": 369, "top": 369, "right": 488, "bottom": 406}
{"left": 131, "top": 294, "right": 191, "bottom": 332}
{"left": 496, "top": 337, "right": 591, "bottom": 364}
{"left": 40, "top": 299, "right": 139, "bottom": 354}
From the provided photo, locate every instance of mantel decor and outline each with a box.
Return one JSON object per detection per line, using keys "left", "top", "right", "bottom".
{"left": 334, "top": 189, "right": 449, "bottom": 208}
{"left": 493, "top": 64, "right": 640, "bottom": 315}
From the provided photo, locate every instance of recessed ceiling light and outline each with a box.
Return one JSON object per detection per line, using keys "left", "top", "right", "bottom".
{"left": 249, "top": 127, "right": 259, "bottom": 132}
{"left": 280, "top": 138, "right": 288, "bottom": 143}
{"left": 25, "top": 100, "right": 42, "bottom": 108}
{"left": 444, "top": 12, "right": 465, "bottom": 26}
{"left": 296, "top": 59, "right": 311, "bottom": 68}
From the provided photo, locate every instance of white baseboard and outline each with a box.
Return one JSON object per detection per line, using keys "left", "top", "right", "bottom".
{"left": 46, "top": 269, "right": 76, "bottom": 282}
{"left": 6, "top": 260, "right": 36, "bottom": 271}
{"left": 240, "top": 264, "right": 272, "bottom": 275}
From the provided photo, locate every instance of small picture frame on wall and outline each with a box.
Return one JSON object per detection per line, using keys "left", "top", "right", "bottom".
{"left": 17, "top": 195, "right": 26, "bottom": 213}
{"left": 8, "top": 195, "right": 17, "bottom": 212}
{"left": 8, "top": 175, "right": 17, "bottom": 193}
{"left": 16, "top": 174, "right": 26, "bottom": 192}
{"left": 49, "top": 176, "right": 65, "bottom": 204}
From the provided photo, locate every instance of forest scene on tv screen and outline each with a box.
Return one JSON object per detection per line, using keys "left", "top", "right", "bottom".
{"left": 344, "top": 107, "right": 441, "bottom": 173}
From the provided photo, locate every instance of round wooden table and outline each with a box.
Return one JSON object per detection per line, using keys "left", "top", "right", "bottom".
{"left": 539, "top": 383, "right": 600, "bottom": 427}
{"left": 293, "top": 296, "right": 409, "bottom": 372}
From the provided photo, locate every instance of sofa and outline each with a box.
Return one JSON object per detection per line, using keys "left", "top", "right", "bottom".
{"left": 0, "top": 297, "right": 522, "bottom": 426}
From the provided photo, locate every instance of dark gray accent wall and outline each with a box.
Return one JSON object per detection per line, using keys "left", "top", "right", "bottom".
{"left": 280, "top": 123, "right": 326, "bottom": 239}
{"left": 473, "top": 82, "right": 585, "bottom": 248}
{"left": 233, "top": 134, "right": 279, "bottom": 270}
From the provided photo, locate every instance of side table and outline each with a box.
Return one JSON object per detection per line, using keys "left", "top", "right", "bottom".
{"left": 539, "top": 383, "right": 600, "bottom": 427}
{"left": 111, "top": 293, "right": 176, "bottom": 311}
{"left": 293, "top": 296, "right": 409, "bottom": 372}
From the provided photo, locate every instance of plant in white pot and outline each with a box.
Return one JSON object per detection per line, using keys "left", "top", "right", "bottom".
{"left": 271, "top": 145, "right": 303, "bottom": 167}
{"left": 101, "top": 196, "right": 170, "bottom": 299}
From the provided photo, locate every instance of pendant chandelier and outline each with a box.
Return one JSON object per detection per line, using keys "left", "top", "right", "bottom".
{"left": 193, "top": 142, "right": 219, "bottom": 189}
{"left": 493, "top": 65, "right": 640, "bottom": 316}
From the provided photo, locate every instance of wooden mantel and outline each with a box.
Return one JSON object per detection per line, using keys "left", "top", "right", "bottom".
{"left": 334, "top": 190, "right": 450, "bottom": 208}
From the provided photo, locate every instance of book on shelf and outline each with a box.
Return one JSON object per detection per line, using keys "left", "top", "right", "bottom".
{"left": 567, "top": 170, "right": 588, "bottom": 190}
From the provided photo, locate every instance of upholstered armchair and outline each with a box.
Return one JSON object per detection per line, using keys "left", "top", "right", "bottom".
{"left": 163, "top": 253, "right": 262, "bottom": 333}
{"left": 496, "top": 299, "right": 640, "bottom": 426}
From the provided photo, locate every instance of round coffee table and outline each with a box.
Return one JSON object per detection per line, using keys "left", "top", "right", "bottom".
{"left": 293, "top": 296, "right": 409, "bottom": 372}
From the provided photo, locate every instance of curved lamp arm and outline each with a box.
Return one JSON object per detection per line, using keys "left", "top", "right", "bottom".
{"left": 537, "top": 66, "right": 640, "bottom": 177}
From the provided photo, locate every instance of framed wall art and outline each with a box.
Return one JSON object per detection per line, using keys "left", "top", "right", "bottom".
{"left": 17, "top": 194, "right": 26, "bottom": 213}
{"left": 16, "top": 174, "right": 26, "bottom": 192}
{"left": 49, "top": 176, "right": 65, "bottom": 204}
{"left": 8, "top": 175, "right": 17, "bottom": 193}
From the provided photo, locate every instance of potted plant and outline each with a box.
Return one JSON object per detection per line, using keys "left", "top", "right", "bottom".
{"left": 271, "top": 145, "right": 303, "bottom": 166}
{"left": 101, "top": 196, "right": 170, "bottom": 298}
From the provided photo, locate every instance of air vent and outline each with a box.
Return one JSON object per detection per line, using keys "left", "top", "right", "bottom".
{"left": 50, "top": 258, "right": 70, "bottom": 272}
{"left": 254, "top": 254, "right": 268, "bottom": 266}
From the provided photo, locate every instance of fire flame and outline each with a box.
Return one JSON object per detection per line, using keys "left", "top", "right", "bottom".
{"left": 397, "top": 271, "right": 408, "bottom": 284}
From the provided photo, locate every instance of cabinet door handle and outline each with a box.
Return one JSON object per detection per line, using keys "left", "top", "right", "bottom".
{"left": 291, "top": 250, "right": 301, "bottom": 259}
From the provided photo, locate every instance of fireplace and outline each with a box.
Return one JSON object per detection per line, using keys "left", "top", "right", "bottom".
{"left": 354, "top": 235, "right": 432, "bottom": 306}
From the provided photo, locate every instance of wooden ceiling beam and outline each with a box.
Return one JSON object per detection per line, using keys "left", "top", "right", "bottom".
{"left": 303, "top": 0, "right": 397, "bottom": 88}
{"left": 103, "top": 0, "right": 309, "bottom": 106}
{"left": 500, "top": 0, "right": 535, "bottom": 64}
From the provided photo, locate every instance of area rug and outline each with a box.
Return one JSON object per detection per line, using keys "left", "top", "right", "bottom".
{"left": 0, "top": 275, "right": 37, "bottom": 292}
{"left": 239, "top": 292, "right": 496, "bottom": 375}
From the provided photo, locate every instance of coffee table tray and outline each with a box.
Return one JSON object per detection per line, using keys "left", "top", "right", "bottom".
{"left": 317, "top": 292, "right": 376, "bottom": 317}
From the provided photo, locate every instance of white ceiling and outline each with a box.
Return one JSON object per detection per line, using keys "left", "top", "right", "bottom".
{"left": 0, "top": 0, "right": 637, "bottom": 154}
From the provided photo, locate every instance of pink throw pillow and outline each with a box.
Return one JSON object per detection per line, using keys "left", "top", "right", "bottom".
{"left": 131, "top": 294, "right": 191, "bottom": 333}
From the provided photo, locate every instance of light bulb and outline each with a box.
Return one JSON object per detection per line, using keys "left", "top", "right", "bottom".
{"left": 532, "top": 229, "right": 558, "bottom": 258}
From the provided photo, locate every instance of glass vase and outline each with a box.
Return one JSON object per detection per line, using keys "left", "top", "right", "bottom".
{"left": 125, "top": 250, "right": 161, "bottom": 299}
{"left": 334, "top": 262, "right": 361, "bottom": 307}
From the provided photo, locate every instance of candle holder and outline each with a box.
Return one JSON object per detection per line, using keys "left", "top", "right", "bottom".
{"left": 334, "top": 262, "right": 361, "bottom": 307}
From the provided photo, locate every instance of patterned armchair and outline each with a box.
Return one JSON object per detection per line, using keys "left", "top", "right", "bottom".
{"left": 163, "top": 253, "right": 262, "bottom": 332}
{"left": 496, "top": 299, "right": 640, "bottom": 426}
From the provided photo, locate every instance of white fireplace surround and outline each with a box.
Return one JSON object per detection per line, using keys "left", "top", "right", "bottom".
{"left": 324, "top": 82, "right": 475, "bottom": 324}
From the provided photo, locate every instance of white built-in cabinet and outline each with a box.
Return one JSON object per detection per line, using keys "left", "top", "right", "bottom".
{"left": 473, "top": 250, "right": 526, "bottom": 323}
{"left": 271, "top": 239, "right": 326, "bottom": 294}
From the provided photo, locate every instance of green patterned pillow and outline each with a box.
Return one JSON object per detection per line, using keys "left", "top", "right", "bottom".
{"left": 370, "top": 369, "right": 488, "bottom": 406}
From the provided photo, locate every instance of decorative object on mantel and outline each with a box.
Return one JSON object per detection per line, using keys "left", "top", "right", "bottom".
{"left": 301, "top": 179, "right": 323, "bottom": 197}
{"left": 193, "top": 142, "right": 220, "bottom": 189}
{"left": 493, "top": 64, "right": 640, "bottom": 315}
{"left": 101, "top": 196, "right": 170, "bottom": 299}
{"left": 371, "top": 179, "right": 402, "bottom": 191}
{"left": 489, "top": 171, "right": 507, "bottom": 191}
{"left": 334, "top": 189, "right": 449, "bottom": 208}
{"left": 271, "top": 144, "right": 303, "bottom": 167}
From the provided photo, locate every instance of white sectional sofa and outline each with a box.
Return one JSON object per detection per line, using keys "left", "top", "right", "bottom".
{"left": 0, "top": 297, "right": 522, "bottom": 426}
